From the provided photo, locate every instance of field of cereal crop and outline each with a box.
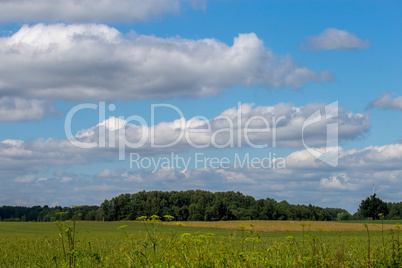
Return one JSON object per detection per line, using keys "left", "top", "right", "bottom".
{"left": 0, "top": 219, "right": 401, "bottom": 267}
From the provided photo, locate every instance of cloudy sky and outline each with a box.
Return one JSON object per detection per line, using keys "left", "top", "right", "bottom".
{"left": 0, "top": 0, "right": 401, "bottom": 212}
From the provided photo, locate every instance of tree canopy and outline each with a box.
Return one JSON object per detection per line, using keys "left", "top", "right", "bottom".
{"left": 0, "top": 191, "right": 400, "bottom": 222}
{"left": 100, "top": 190, "right": 337, "bottom": 221}
{"left": 358, "top": 194, "right": 389, "bottom": 220}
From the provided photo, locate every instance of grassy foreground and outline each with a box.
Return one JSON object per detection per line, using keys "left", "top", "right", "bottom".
{"left": 0, "top": 219, "right": 401, "bottom": 267}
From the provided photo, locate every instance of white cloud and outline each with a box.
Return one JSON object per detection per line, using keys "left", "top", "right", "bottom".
{"left": 74, "top": 102, "right": 369, "bottom": 151}
{"left": 366, "top": 93, "right": 402, "bottom": 111}
{"left": 0, "top": 24, "right": 332, "bottom": 101}
{"left": 304, "top": 28, "right": 370, "bottom": 51}
{"left": 340, "top": 143, "right": 402, "bottom": 170}
{"left": 36, "top": 177, "right": 50, "bottom": 183}
{"left": 0, "top": 97, "right": 57, "bottom": 122}
{"left": 60, "top": 176, "right": 73, "bottom": 183}
{"left": 0, "top": 138, "right": 90, "bottom": 179}
{"left": 14, "top": 174, "right": 37, "bottom": 183}
{"left": 0, "top": 0, "right": 205, "bottom": 23}
{"left": 320, "top": 173, "right": 357, "bottom": 190}
{"left": 0, "top": 102, "right": 370, "bottom": 180}
{"left": 73, "top": 183, "right": 129, "bottom": 194}
{"left": 282, "top": 143, "right": 402, "bottom": 172}
{"left": 215, "top": 169, "right": 254, "bottom": 183}
{"left": 96, "top": 169, "right": 117, "bottom": 178}
{"left": 122, "top": 172, "right": 144, "bottom": 182}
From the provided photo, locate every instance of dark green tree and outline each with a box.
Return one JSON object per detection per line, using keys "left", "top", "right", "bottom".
{"left": 358, "top": 194, "right": 389, "bottom": 220}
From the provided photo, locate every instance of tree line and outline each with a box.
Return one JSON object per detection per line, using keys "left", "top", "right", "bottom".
{"left": 0, "top": 205, "right": 103, "bottom": 222}
{"left": 1, "top": 190, "right": 401, "bottom": 222}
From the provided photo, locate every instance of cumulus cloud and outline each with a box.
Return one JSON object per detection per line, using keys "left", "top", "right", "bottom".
{"left": 0, "top": 0, "right": 205, "bottom": 23}
{"left": 73, "top": 102, "right": 369, "bottom": 152}
{"left": 366, "top": 93, "right": 402, "bottom": 111}
{"left": 0, "top": 101, "right": 369, "bottom": 183}
{"left": 320, "top": 173, "right": 357, "bottom": 190}
{"left": 14, "top": 174, "right": 37, "bottom": 183}
{"left": 303, "top": 28, "right": 370, "bottom": 51}
{"left": 0, "top": 97, "right": 57, "bottom": 122}
{"left": 60, "top": 176, "right": 73, "bottom": 183}
{"left": 0, "top": 138, "right": 90, "bottom": 179}
{"left": 0, "top": 24, "right": 332, "bottom": 101}
{"left": 95, "top": 169, "right": 118, "bottom": 178}
{"left": 282, "top": 142, "right": 402, "bottom": 173}
{"left": 0, "top": 102, "right": 369, "bottom": 176}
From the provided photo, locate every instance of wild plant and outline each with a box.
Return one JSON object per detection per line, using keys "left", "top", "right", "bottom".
{"left": 379, "top": 212, "right": 385, "bottom": 257}
{"left": 364, "top": 223, "right": 371, "bottom": 266}
{"left": 54, "top": 207, "right": 100, "bottom": 267}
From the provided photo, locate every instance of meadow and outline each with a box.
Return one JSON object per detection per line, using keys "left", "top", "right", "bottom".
{"left": 0, "top": 218, "right": 401, "bottom": 267}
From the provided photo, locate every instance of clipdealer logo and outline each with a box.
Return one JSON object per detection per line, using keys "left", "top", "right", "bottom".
{"left": 302, "top": 101, "right": 339, "bottom": 167}
{"left": 64, "top": 101, "right": 339, "bottom": 171}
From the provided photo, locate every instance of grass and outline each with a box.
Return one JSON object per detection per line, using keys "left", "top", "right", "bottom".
{"left": 0, "top": 221, "right": 233, "bottom": 236}
{"left": 0, "top": 219, "right": 401, "bottom": 267}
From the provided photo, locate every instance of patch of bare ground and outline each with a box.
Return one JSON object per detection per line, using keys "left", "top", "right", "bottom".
{"left": 163, "top": 220, "right": 398, "bottom": 232}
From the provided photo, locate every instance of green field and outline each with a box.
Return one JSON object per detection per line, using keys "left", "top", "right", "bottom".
{"left": 0, "top": 220, "right": 401, "bottom": 267}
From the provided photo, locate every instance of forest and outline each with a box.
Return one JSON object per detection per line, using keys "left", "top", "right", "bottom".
{"left": 1, "top": 190, "right": 401, "bottom": 222}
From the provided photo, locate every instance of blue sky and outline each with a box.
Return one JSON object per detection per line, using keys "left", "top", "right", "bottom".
{"left": 0, "top": 0, "right": 401, "bottom": 212}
